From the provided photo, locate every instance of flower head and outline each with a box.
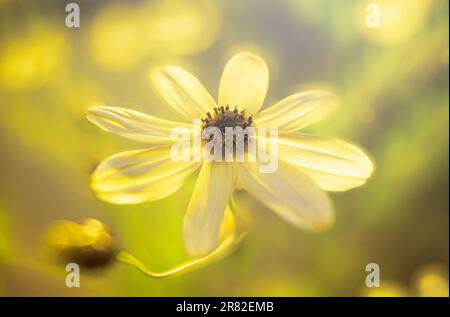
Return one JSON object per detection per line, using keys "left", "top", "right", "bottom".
{"left": 44, "top": 218, "right": 118, "bottom": 269}
{"left": 86, "top": 52, "right": 373, "bottom": 257}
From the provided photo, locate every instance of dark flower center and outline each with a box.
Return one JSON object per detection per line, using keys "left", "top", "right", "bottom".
{"left": 201, "top": 105, "right": 253, "bottom": 142}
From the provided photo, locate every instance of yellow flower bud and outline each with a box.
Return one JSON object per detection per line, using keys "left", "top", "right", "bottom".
{"left": 44, "top": 218, "right": 118, "bottom": 269}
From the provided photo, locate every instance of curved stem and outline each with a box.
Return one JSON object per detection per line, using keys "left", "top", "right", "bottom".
{"left": 115, "top": 233, "right": 246, "bottom": 278}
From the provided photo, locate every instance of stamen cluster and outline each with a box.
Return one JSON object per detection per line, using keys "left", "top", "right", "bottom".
{"left": 201, "top": 105, "right": 253, "bottom": 141}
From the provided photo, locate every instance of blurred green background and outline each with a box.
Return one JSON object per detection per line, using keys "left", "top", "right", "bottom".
{"left": 0, "top": 0, "right": 448, "bottom": 296}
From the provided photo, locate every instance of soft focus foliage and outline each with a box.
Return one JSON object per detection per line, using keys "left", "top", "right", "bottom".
{"left": 0, "top": 0, "right": 448, "bottom": 296}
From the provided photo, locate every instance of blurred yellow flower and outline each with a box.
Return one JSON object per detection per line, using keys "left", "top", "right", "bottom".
{"left": 0, "top": 25, "right": 68, "bottom": 92}
{"left": 363, "top": 264, "right": 449, "bottom": 297}
{"left": 356, "top": 0, "right": 432, "bottom": 46}
{"left": 86, "top": 52, "right": 373, "bottom": 257}
{"left": 90, "top": 5, "right": 141, "bottom": 71}
{"left": 140, "top": 0, "right": 221, "bottom": 57}
{"left": 90, "top": 0, "right": 220, "bottom": 71}
{"left": 413, "top": 264, "right": 449, "bottom": 297}
{"left": 44, "top": 218, "right": 118, "bottom": 269}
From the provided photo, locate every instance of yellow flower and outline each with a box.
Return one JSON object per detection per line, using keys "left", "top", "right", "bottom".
{"left": 414, "top": 264, "right": 449, "bottom": 297}
{"left": 86, "top": 52, "right": 373, "bottom": 257}
{"left": 44, "top": 219, "right": 118, "bottom": 269}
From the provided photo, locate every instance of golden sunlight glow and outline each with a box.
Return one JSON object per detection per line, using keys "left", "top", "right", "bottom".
{"left": 356, "top": 0, "right": 432, "bottom": 46}
{"left": 139, "top": 0, "right": 221, "bottom": 57}
{"left": 1, "top": 0, "right": 447, "bottom": 296}
{"left": 0, "top": 25, "right": 68, "bottom": 92}
{"left": 363, "top": 282, "right": 409, "bottom": 297}
{"left": 414, "top": 265, "right": 449, "bottom": 297}
{"left": 90, "top": 5, "right": 140, "bottom": 71}
{"left": 90, "top": 0, "right": 220, "bottom": 71}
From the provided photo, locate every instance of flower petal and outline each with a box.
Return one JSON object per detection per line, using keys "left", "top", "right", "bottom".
{"left": 219, "top": 205, "right": 237, "bottom": 242}
{"left": 218, "top": 52, "right": 269, "bottom": 114}
{"left": 183, "top": 162, "right": 234, "bottom": 257}
{"left": 86, "top": 106, "right": 190, "bottom": 144}
{"left": 92, "top": 146, "right": 200, "bottom": 204}
{"left": 236, "top": 160, "right": 334, "bottom": 231}
{"left": 274, "top": 132, "right": 374, "bottom": 191}
{"left": 254, "top": 90, "right": 338, "bottom": 131}
{"left": 151, "top": 66, "right": 216, "bottom": 122}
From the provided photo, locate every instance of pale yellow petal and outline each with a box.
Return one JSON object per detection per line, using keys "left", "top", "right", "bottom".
{"left": 219, "top": 206, "right": 236, "bottom": 242}
{"left": 86, "top": 106, "right": 190, "bottom": 144}
{"left": 183, "top": 162, "right": 234, "bottom": 257}
{"left": 218, "top": 52, "right": 269, "bottom": 114}
{"left": 236, "top": 160, "right": 334, "bottom": 231}
{"left": 254, "top": 90, "right": 338, "bottom": 131}
{"left": 92, "top": 146, "right": 200, "bottom": 204}
{"left": 273, "top": 132, "right": 374, "bottom": 191}
{"left": 151, "top": 66, "right": 216, "bottom": 122}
